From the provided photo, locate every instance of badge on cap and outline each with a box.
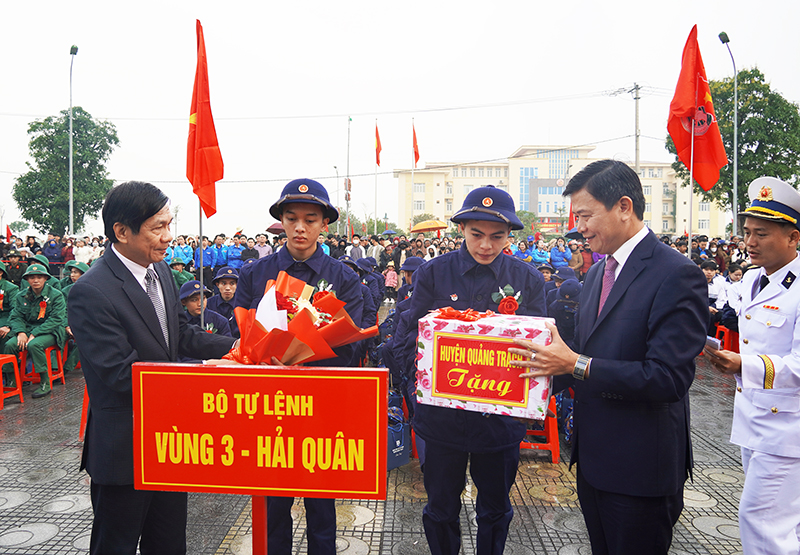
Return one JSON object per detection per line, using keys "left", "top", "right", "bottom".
{"left": 450, "top": 294, "right": 458, "bottom": 301}
{"left": 298, "top": 184, "right": 309, "bottom": 193}
{"left": 227, "top": 269, "right": 233, "bottom": 274}
{"left": 758, "top": 186, "right": 773, "bottom": 202}
{"left": 194, "top": 284, "right": 200, "bottom": 289}
{"left": 482, "top": 197, "right": 493, "bottom": 207}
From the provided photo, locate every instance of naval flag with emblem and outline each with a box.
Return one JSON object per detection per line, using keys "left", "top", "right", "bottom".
{"left": 667, "top": 25, "right": 728, "bottom": 192}
{"left": 187, "top": 19, "right": 224, "bottom": 218}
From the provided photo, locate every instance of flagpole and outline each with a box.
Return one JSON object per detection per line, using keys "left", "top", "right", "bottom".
{"left": 687, "top": 74, "right": 698, "bottom": 258}
{"left": 198, "top": 201, "right": 205, "bottom": 328}
{"left": 374, "top": 118, "right": 378, "bottom": 237}
{"left": 411, "top": 118, "right": 415, "bottom": 231}
{"left": 346, "top": 116, "right": 351, "bottom": 240}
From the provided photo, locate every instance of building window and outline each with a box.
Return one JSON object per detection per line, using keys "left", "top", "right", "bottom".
{"left": 699, "top": 202, "right": 710, "bottom": 212}
{"left": 644, "top": 219, "right": 651, "bottom": 228}
{"left": 461, "top": 168, "right": 467, "bottom": 177}
{"left": 478, "top": 168, "right": 484, "bottom": 177}
{"left": 643, "top": 185, "right": 652, "bottom": 195}
{"left": 414, "top": 200, "right": 425, "bottom": 211}
{"left": 663, "top": 183, "right": 670, "bottom": 195}
{"left": 497, "top": 184, "right": 507, "bottom": 192}
{"left": 470, "top": 168, "right": 476, "bottom": 177}
{"left": 504, "top": 168, "right": 508, "bottom": 178}
{"left": 662, "top": 219, "right": 669, "bottom": 231}
{"left": 645, "top": 203, "right": 651, "bottom": 213}
{"left": 657, "top": 168, "right": 663, "bottom": 177}
{"left": 445, "top": 183, "right": 453, "bottom": 195}
{"left": 538, "top": 202, "right": 542, "bottom": 213}
{"left": 496, "top": 168, "right": 502, "bottom": 178}
{"left": 452, "top": 167, "right": 458, "bottom": 177}
{"left": 413, "top": 182, "right": 425, "bottom": 193}
{"left": 648, "top": 168, "right": 656, "bottom": 178}
{"left": 545, "top": 202, "right": 550, "bottom": 214}
{"left": 445, "top": 199, "right": 453, "bottom": 212}
{"left": 662, "top": 202, "right": 670, "bottom": 214}
{"left": 463, "top": 184, "right": 473, "bottom": 195}
{"left": 699, "top": 219, "right": 710, "bottom": 230}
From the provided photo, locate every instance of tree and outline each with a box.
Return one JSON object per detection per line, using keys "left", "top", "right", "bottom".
{"left": 515, "top": 210, "right": 538, "bottom": 236}
{"left": 13, "top": 106, "right": 119, "bottom": 235}
{"left": 9, "top": 221, "right": 28, "bottom": 234}
{"left": 666, "top": 68, "right": 800, "bottom": 214}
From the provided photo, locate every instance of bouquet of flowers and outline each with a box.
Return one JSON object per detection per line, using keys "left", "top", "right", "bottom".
{"left": 224, "top": 271, "right": 378, "bottom": 365}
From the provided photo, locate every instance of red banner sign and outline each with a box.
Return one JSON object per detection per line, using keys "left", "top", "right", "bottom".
{"left": 132, "top": 363, "right": 387, "bottom": 499}
{"left": 432, "top": 333, "right": 528, "bottom": 407}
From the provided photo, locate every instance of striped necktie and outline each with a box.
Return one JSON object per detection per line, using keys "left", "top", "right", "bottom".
{"left": 145, "top": 268, "right": 170, "bottom": 347}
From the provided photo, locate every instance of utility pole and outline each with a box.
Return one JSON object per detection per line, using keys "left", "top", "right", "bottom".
{"left": 633, "top": 82, "right": 641, "bottom": 175}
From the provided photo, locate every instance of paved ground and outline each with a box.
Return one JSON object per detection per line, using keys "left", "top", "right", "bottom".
{"left": 0, "top": 349, "right": 743, "bottom": 554}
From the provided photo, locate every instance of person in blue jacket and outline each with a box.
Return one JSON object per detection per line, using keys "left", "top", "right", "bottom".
{"left": 396, "top": 185, "right": 546, "bottom": 555}
{"left": 550, "top": 237, "right": 572, "bottom": 269}
{"left": 171, "top": 235, "right": 194, "bottom": 264}
{"left": 226, "top": 235, "right": 245, "bottom": 270}
{"left": 194, "top": 237, "right": 216, "bottom": 287}
{"left": 363, "top": 257, "right": 386, "bottom": 302}
{"left": 234, "top": 178, "right": 364, "bottom": 555}
{"left": 356, "top": 258, "right": 382, "bottom": 310}
{"left": 513, "top": 240, "right": 534, "bottom": 264}
{"left": 207, "top": 266, "right": 240, "bottom": 338}
{"left": 530, "top": 239, "right": 550, "bottom": 266}
{"left": 340, "top": 256, "right": 377, "bottom": 365}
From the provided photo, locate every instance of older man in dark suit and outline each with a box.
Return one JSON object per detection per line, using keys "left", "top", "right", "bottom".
{"left": 510, "top": 160, "right": 708, "bottom": 554}
{"left": 69, "top": 181, "right": 236, "bottom": 555}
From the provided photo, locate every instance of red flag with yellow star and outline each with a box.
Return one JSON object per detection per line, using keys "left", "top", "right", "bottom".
{"left": 667, "top": 25, "right": 728, "bottom": 192}
{"left": 187, "top": 19, "right": 223, "bottom": 217}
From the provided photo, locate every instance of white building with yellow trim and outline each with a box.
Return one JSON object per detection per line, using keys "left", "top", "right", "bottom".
{"left": 394, "top": 145, "right": 729, "bottom": 238}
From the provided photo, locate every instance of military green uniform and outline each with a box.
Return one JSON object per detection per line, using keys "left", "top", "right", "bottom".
{"left": 170, "top": 258, "right": 195, "bottom": 288}
{"left": 19, "top": 256, "right": 60, "bottom": 293}
{"left": 59, "top": 261, "right": 88, "bottom": 373}
{"left": 3, "top": 268, "right": 67, "bottom": 396}
{"left": 0, "top": 263, "right": 21, "bottom": 365}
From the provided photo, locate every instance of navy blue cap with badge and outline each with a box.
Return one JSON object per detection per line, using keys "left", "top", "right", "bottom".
{"left": 269, "top": 178, "right": 339, "bottom": 223}
{"left": 179, "top": 280, "right": 212, "bottom": 301}
{"left": 356, "top": 258, "right": 374, "bottom": 273}
{"left": 451, "top": 185, "right": 523, "bottom": 230}
{"left": 399, "top": 257, "right": 424, "bottom": 272}
{"left": 743, "top": 176, "right": 800, "bottom": 232}
{"left": 212, "top": 266, "right": 239, "bottom": 283}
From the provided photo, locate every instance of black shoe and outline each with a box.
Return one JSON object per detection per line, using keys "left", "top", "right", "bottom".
{"left": 32, "top": 382, "right": 51, "bottom": 398}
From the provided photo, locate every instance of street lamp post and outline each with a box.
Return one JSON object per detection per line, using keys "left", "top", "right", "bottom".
{"left": 334, "top": 165, "right": 340, "bottom": 235}
{"left": 69, "top": 45, "right": 78, "bottom": 235}
{"left": 719, "top": 32, "right": 738, "bottom": 237}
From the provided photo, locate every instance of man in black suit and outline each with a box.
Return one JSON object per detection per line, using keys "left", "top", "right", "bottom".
{"left": 69, "top": 182, "right": 236, "bottom": 555}
{"left": 510, "top": 160, "right": 707, "bottom": 554}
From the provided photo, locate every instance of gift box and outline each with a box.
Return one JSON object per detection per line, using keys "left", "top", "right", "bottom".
{"left": 415, "top": 311, "right": 553, "bottom": 420}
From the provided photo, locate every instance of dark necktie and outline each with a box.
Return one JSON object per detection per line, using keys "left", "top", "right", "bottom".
{"left": 598, "top": 256, "right": 618, "bottom": 315}
{"left": 145, "top": 268, "right": 170, "bottom": 347}
{"left": 759, "top": 275, "right": 770, "bottom": 293}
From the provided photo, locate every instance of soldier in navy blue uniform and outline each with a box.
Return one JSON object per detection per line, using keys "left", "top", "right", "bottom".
{"left": 396, "top": 256, "right": 424, "bottom": 302}
{"left": 356, "top": 258, "right": 382, "bottom": 310}
{"left": 179, "top": 281, "right": 231, "bottom": 339}
{"left": 234, "top": 178, "right": 364, "bottom": 555}
{"left": 363, "top": 256, "right": 386, "bottom": 302}
{"left": 396, "top": 185, "right": 546, "bottom": 555}
{"left": 207, "top": 266, "right": 240, "bottom": 338}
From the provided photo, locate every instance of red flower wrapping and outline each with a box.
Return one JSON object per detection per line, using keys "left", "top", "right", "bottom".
{"left": 497, "top": 297, "right": 518, "bottom": 315}
{"left": 313, "top": 290, "right": 331, "bottom": 304}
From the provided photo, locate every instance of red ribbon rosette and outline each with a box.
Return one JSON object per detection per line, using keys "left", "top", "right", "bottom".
{"left": 435, "top": 307, "right": 494, "bottom": 321}
{"left": 37, "top": 300, "right": 47, "bottom": 319}
{"left": 224, "top": 271, "right": 378, "bottom": 366}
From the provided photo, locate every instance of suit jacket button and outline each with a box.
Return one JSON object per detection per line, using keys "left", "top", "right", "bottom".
{"left": 766, "top": 321, "right": 771, "bottom": 326}
{"left": 737, "top": 387, "right": 742, "bottom": 392}
{"left": 742, "top": 338, "right": 749, "bottom": 344}
{"left": 771, "top": 407, "right": 779, "bottom": 414}
{"left": 745, "top": 314, "right": 751, "bottom": 320}
{"left": 601, "top": 392, "right": 607, "bottom": 398}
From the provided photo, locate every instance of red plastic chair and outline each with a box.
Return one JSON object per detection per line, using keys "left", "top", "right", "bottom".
{"left": 0, "top": 354, "right": 24, "bottom": 408}
{"left": 18, "top": 342, "right": 66, "bottom": 390}
{"left": 715, "top": 325, "right": 740, "bottom": 353}
{"left": 520, "top": 396, "right": 560, "bottom": 463}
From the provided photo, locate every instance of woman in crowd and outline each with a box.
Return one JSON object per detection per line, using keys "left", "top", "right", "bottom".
{"left": 550, "top": 237, "right": 572, "bottom": 269}
{"left": 729, "top": 240, "right": 749, "bottom": 266}
{"left": 514, "top": 241, "right": 533, "bottom": 264}
{"left": 531, "top": 239, "right": 550, "bottom": 266}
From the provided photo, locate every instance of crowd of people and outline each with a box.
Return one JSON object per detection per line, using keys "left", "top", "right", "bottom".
{"left": 0, "top": 166, "right": 795, "bottom": 555}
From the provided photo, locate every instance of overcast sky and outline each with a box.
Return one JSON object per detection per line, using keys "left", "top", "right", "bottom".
{"left": 2, "top": 0, "right": 798, "bottom": 238}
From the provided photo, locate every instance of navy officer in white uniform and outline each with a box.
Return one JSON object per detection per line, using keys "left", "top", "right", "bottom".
{"left": 706, "top": 176, "right": 800, "bottom": 555}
